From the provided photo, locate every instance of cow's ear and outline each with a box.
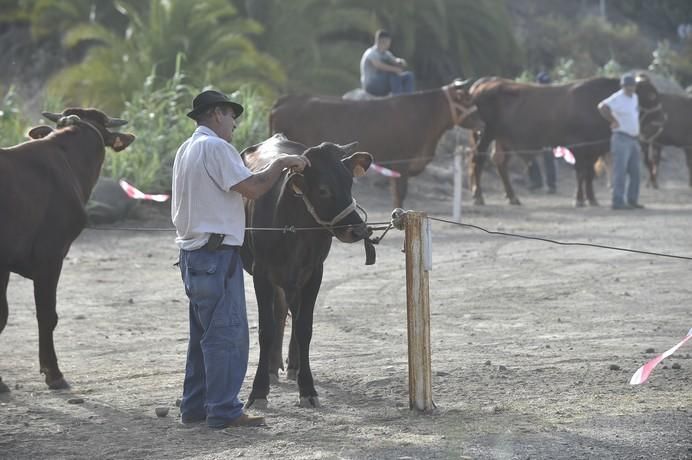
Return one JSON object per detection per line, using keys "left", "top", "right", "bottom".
{"left": 287, "top": 173, "right": 305, "bottom": 197}
{"left": 337, "top": 141, "right": 359, "bottom": 155}
{"left": 342, "top": 152, "right": 373, "bottom": 177}
{"left": 109, "top": 133, "right": 136, "bottom": 152}
{"left": 27, "top": 125, "right": 54, "bottom": 139}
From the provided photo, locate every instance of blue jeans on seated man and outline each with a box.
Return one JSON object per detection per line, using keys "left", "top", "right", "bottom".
{"left": 611, "top": 132, "right": 641, "bottom": 207}
{"left": 178, "top": 246, "right": 249, "bottom": 428}
{"left": 365, "top": 71, "right": 415, "bottom": 97}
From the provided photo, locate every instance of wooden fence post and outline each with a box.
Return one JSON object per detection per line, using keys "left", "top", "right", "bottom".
{"left": 404, "top": 211, "right": 434, "bottom": 413}
{"left": 453, "top": 147, "right": 463, "bottom": 223}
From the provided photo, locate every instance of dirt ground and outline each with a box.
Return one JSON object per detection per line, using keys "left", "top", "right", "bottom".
{"left": 1, "top": 148, "right": 691, "bottom": 460}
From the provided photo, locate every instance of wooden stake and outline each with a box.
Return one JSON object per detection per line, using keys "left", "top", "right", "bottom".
{"left": 404, "top": 211, "right": 433, "bottom": 413}
{"left": 453, "top": 148, "right": 463, "bottom": 223}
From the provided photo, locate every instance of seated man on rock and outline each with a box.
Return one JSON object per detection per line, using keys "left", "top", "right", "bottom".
{"left": 359, "top": 29, "right": 415, "bottom": 97}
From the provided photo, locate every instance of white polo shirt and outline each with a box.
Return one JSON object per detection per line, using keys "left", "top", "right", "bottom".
{"left": 600, "top": 89, "right": 640, "bottom": 137}
{"left": 171, "top": 126, "right": 252, "bottom": 250}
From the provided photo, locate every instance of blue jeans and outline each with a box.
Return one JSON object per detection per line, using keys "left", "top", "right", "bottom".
{"left": 178, "top": 247, "right": 248, "bottom": 427}
{"left": 611, "top": 132, "right": 641, "bottom": 207}
{"left": 364, "top": 71, "right": 415, "bottom": 96}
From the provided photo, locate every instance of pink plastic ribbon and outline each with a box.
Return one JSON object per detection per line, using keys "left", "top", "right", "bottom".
{"left": 553, "top": 146, "right": 576, "bottom": 165}
{"left": 370, "top": 163, "right": 401, "bottom": 178}
{"left": 630, "top": 328, "right": 692, "bottom": 385}
{"left": 119, "top": 179, "right": 170, "bottom": 202}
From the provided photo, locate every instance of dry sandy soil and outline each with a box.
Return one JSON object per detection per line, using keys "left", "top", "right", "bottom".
{"left": 1, "top": 148, "right": 691, "bottom": 459}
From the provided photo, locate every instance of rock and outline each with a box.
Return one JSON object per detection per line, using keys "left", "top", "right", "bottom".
{"left": 672, "top": 363, "right": 681, "bottom": 370}
{"left": 608, "top": 364, "right": 621, "bottom": 371}
{"left": 545, "top": 344, "right": 551, "bottom": 348}
{"left": 662, "top": 365, "right": 669, "bottom": 369}
{"left": 435, "top": 371, "right": 450, "bottom": 377}
{"left": 645, "top": 348, "right": 655, "bottom": 353}
{"left": 484, "top": 360, "right": 492, "bottom": 366}
{"left": 67, "top": 398, "right": 84, "bottom": 404}
{"left": 155, "top": 407, "right": 169, "bottom": 417}
{"left": 498, "top": 365, "right": 508, "bottom": 372}
{"left": 128, "top": 298, "right": 134, "bottom": 305}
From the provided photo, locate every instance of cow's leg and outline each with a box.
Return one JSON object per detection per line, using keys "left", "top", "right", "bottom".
{"left": 471, "top": 130, "right": 493, "bottom": 205}
{"left": 295, "top": 266, "right": 323, "bottom": 408}
{"left": 33, "top": 264, "right": 68, "bottom": 389}
{"left": 389, "top": 174, "right": 409, "bottom": 209}
{"left": 492, "top": 144, "right": 520, "bottom": 205}
{"left": 585, "top": 155, "right": 599, "bottom": 207}
{"left": 268, "top": 287, "right": 288, "bottom": 385}
{"left": 574, "top": 157, "right": 586, "bottom": 208}
{"left": 286, "top": 321, "right": 299, "bottom": 380}
{"left": 0, "top": 270, "right": 10, "bottom": 393}
{"left": 685, "top": 148, "right": 692, "bottom": 188}
{"left": 643, "top": 143, "right": 660, "bottom": 189}
{"left": 246, "top": 274, "right": 275, "bottom": 409}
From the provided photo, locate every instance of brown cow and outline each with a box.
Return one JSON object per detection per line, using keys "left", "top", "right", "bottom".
{"left": 0, "top": 108, "right": 135, "bottom": 392}
{"left": 270, "top": 80, "right": 483, "bottom": 208}
{"left": 468, "top": 76, "right": 663, "bottom": 206}
{"left": 640, "top": 92, "right": 692, "bottom": 188}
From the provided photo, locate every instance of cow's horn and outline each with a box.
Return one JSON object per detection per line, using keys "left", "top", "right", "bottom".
{"left": 106, "top": 118, "right": 128, "bottom": 128}
{"left": 338, "top": 141, "right": 359, "bottom": 155}
{"left": 42, "top": 112, "right": 62, "bottom": 123}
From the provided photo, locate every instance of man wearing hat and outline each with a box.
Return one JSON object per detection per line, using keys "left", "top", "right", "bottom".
{"left": 598, "top": 74, "right": 644, "bottom": 210}
{"left": 172, "top": 90, "right": 309, "bottom": 428}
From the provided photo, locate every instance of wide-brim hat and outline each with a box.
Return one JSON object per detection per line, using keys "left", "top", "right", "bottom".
{"left": 187, "top": 90, "right": 244, "bottom": 120}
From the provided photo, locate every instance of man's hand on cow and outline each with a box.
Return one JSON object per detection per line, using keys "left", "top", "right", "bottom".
{"left": 280, "top": 155, "right": 311, "bottom": 172}
{"left": 395, "top": 58, "right": 407, "bottom": 68}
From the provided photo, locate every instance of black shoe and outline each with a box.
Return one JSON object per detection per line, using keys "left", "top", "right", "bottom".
{"left": 628, "top": 202, "right": 644, "bottom": 209}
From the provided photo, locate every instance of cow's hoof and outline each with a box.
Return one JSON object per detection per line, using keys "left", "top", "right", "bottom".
{"left": 0, "top": 378, "right": 10, "bottom": 393}
{"left": 473, "top": 197, "right": 485, "bottom": 206}
{"left": 47, "top": 377, "right": 70, "bottom": 390}
{"left": 269, "top": 372, "right": 280, "bottom": 385}
{"left": 574, "top": 200, "right": 586, "bottom": 208}
{"left": 588, "top": 200, "right": 600, "bottom": 207}
{"left": 299, "top": 396, "right": 321, "bottom": 408}
{"left": 508, "top": 197, "right": 521, "bottom": 206}
{"left": 286, "top": 369, "right": 298, "bottom": 381}
{"left": 245, "top": 398, "right": 268, "bottom": 410}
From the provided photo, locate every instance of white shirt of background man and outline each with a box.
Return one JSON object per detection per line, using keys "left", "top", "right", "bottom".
{"left": 599, "top": 89, "right": 640, "bottom": 138}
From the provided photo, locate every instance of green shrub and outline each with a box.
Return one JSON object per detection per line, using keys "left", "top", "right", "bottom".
{"left": 0, "top": 86, "right": 29, "bottom": 147}
{"left": 101, "top": 55, "right": 271, "bottom": 192}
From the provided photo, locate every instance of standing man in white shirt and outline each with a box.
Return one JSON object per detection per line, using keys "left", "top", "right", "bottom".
{"left": 172, "top": 90, "right": 309, "bottom": 428}
{"left": 598, "top": 74, "right": 644, "bottom": 210}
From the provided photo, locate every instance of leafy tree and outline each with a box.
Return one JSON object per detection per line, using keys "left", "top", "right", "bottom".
{"left": 46, "top": 0, "right": 284, "bottom": 113}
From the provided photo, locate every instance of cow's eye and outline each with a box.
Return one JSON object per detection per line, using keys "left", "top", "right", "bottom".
{"left": 318, "top": 185, "right": 332, "bottom": 198}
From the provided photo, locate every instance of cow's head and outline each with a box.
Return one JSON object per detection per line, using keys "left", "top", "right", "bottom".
{"left": 287, "top": 141, "right": 373, "bottom": 243}
{"left": 32, "top": 108, "right": 135, "bottom": 151}
{"left": 443, "top": 79, "right": 484, "bottom": 131}
{"left": 633, "top": 75, "right": 667, "bottom": 142}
